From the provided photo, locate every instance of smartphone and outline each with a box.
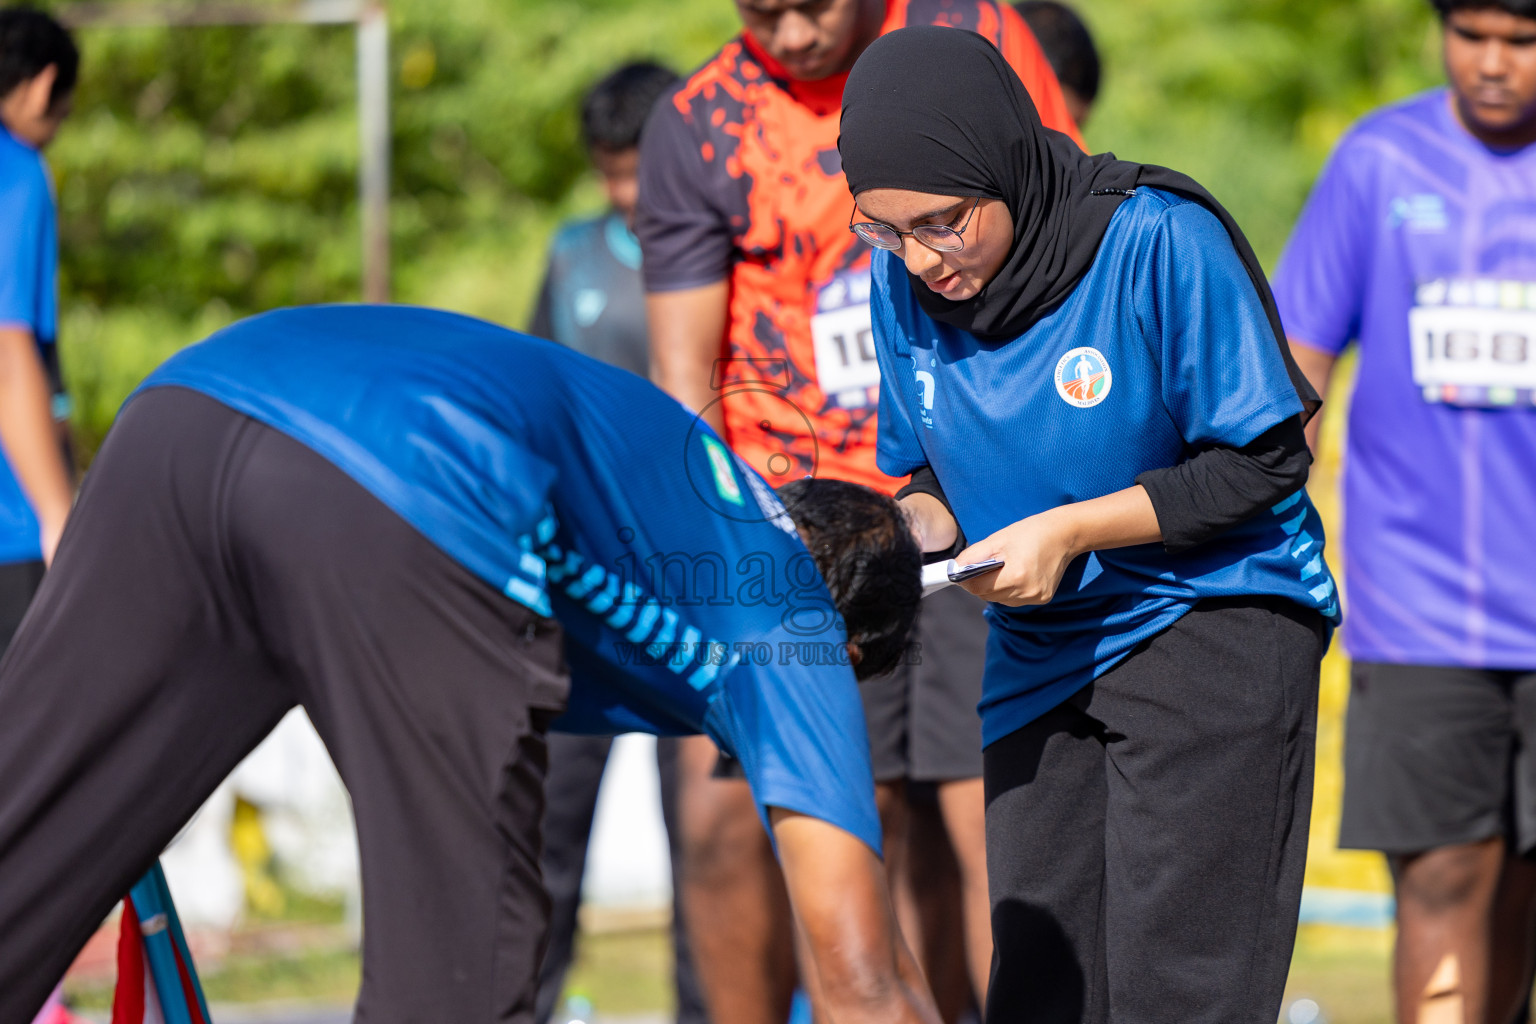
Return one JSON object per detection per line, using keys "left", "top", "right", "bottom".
{"left": 948, "top": 558, "right": 1004, "bottom": 583}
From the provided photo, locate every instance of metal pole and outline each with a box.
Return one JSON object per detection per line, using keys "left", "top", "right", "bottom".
{"left": 358, "top": 3, "right": 390, "bottom": 303}
{"left": 60, "top": 1, "right": 366, "bottom": 28}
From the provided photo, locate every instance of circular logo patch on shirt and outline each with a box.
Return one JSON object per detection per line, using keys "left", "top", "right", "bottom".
{"left": 1053, "top": 347, "right": 1113, "bottom": 408}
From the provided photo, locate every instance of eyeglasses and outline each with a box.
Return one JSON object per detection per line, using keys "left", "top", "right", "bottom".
{"left": 849, "top": 196, "right": 982, "bottom": 253}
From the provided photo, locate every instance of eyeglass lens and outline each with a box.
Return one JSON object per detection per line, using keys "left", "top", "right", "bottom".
{"left": 853, "top": 223, "right": 964, "bottom": 252}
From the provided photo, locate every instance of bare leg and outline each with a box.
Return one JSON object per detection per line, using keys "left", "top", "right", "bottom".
{"left": 1392, "top": 838, "right": 1505, "bottom": 1024}
{"left": 1488, "top": 854, "right": 1536, "bottom": 1024}
{"left": 675, "top": 734, "right": 795, "bottom": 1024}
{"left": 900, "top": 791, "right": 970, "bottom": 1023}
{"left": 938, "top": 777, "right": 993, "bottom": 1007}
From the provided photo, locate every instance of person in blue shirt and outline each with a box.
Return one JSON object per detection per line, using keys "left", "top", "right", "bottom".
{"left": 0, "top": 305, "right": 941, "bottom": 1024}
{"left": 0, "top": 9, "right": 77, "bottom": 650}
{"left": 838, "top": 27, "right": 1339, "bottom": 1024}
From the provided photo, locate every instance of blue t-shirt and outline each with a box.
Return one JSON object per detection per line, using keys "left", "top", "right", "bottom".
{"left": 140, "top": 305, "right": 882, "bottom": 853}
{"left": 872, "top": 188, "right": 1340, "bottom": 746}
{"left": 1273, "top": 90, "right": 1536, "bottom": 669}
{"left": 0, "top": 125, "right": 60, "bottom": 564}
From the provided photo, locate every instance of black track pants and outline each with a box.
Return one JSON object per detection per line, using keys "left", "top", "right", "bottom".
{"left": 0, "top": 388, "right": 569, "bottom": 1023}
{"left": 984, "top": 597, "right": 1325, "bottom": 1024}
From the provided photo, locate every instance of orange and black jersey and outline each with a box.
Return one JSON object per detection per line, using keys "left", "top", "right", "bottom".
{"left": 636, "top": 0, "right": 1082, "bottom": 493}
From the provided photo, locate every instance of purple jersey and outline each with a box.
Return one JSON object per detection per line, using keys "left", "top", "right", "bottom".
{"left": 1273, "top": 89, "right": 1536, "bottom": 668}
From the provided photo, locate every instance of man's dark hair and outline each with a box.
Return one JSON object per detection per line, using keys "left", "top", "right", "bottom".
{"left": 581, "top": 60, "right": 680, "bottom": 153}
{"left": 1430, "top": 0, "right": 1536, "bottom": 17}
{"left": 0, "top": 7, "right": 78, "bottom": 106}
{"left": 1015, "top": 1, "right": 1100, "bottom": 106}
{"left": 776, "top": 478, "right": 922, "bottom": 681}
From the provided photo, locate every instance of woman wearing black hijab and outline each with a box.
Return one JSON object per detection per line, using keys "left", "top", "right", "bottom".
{"left": 838, "top": 26, "right": 1339, "bottom": 1024}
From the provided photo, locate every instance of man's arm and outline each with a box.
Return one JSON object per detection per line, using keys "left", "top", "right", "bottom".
{"left": 635, "top": 87, "right": 738, "bottom": 438}
{"left": 1288, "top": 340, "right": 1338, "bottom": 456}
{"left": 648, "top": 282, "right": 729, "bottom": 436}
{"left": 0, "top": 326, "right": 70, "bottom": 563}
{"left": 770, "top": 809, "right": 941, "bottom": 1024}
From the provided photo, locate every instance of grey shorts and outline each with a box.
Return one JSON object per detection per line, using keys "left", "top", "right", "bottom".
{"left": 1340, "top": 661, "right": 1536, "bottom": 857}
{"left": 861, "top": 583, "right": 987, "bottom": 783}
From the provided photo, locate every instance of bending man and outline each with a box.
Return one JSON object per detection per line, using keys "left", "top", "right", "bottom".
{"left": 0, "top": 304, "right": 937, "bottom": 1024}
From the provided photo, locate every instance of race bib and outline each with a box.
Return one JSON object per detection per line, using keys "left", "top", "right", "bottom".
{"left": 1409, "top": 278, "right": 1536, "bottom": 408}
{"left": 811, "top": 269, "right": 880, "bottom": 408}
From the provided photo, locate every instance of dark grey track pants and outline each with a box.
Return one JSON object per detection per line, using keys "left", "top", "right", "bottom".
{"left": 0, "top": 388, "right": 570, "bottom": 1024}
{"left": 984, "top": 597, "right": 1325, "bottom": 1024}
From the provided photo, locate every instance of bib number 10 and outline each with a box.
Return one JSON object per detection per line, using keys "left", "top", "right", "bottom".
{"left": 811, "top": 269, "right": 881, "bottom": 408}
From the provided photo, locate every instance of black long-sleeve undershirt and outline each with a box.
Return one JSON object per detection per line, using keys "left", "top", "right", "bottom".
{"left": 896, "top": 415, "right": 1311, "bottom": 559}
{"left": 1136, "top": 416, "right": 1310, "bottom": 553}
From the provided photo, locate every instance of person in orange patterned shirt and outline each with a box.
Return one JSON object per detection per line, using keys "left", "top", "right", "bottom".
{"left": 636, "top": 3, "right": 1080, "bottom": 1021}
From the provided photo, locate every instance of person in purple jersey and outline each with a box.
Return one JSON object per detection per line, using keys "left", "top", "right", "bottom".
{"left": 1273, "top": 2, "right": 1536, "bottom": 1021}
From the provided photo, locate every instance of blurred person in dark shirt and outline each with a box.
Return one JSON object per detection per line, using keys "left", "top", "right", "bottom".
{"left": 529, "top": 61, "right": 677, "bottom": 377}
{"left": 1015, "top": 1, "right": 1100, "bottom": 127}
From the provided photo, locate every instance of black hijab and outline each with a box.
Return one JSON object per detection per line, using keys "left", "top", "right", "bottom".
{"left": 837, "top": 26, "right": 1319, "bottom": 420}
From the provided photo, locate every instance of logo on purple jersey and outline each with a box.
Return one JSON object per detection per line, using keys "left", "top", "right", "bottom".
{"left": 1387, "top": 194, "right": 1448, "bottom": 233}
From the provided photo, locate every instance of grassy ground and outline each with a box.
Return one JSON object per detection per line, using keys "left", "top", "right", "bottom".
{"left": 65, "top": 924, "right": 667, "bottom": 1015}
{"left": 67, "top": 943, "right": 361, "bottom": 1010}
{"left": 567, "top": 923, "right": 1409, "bottom": 1022}
{"left": 558, "top": 929, "right": 678, "bottom": 1018}
{"left": 190, "top": 947, "right": 361, "bottom": 1006}
{"left": 1284, "top": 926, "right": 1397, "bottom": 1024}
{"left": 63, "top": 920, "right": 1407, "bottom": 1021}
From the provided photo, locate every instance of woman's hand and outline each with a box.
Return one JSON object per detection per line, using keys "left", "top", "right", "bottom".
{"left": 955, "top": 485, "right": 1164, "bottom": 607}
{"left": 955, "top": 509, "right": 1078, "bottom": 606}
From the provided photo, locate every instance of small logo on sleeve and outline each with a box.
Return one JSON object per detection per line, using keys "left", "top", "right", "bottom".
{"left": 1054, "top": 347, "right": 1112, "bottom": 408}
{"left": 1387, "top": 194, "right": 1448, "bottom": 233}
{"left": 702, "top": 435, "right": 745, "bottom": 506}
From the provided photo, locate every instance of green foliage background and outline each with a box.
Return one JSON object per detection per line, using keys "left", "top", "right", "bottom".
{"left": 37, "top": 0, "right": 1444, "bottom": 455}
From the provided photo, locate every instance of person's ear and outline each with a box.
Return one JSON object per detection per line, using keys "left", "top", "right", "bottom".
{"left": 845, "top": 642, "right": 863, "bottom": 668}
{"left": 20, "top": 65, "right": 58, "bottom": 120}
